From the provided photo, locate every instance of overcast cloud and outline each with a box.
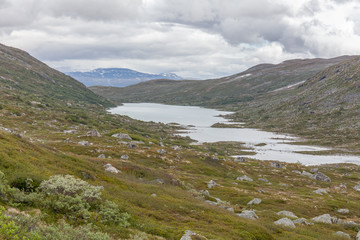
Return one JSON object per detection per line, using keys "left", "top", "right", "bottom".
{"left": 1, "top": 0, "right": 359, "bottom": 79}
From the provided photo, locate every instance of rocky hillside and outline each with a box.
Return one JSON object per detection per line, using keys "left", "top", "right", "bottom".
{"left": 0, "top": 43, "right": 112, "bottom": 107}
{"left": 67, "top": 68, "right": 182, "bottom": 87}
{"left": 90, "top": 56, "right": 355, "bottom": 106}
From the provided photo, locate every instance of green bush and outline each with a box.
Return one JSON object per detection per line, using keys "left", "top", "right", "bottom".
{"left": 98, "top": 200, "right": 131, "bottom": 226}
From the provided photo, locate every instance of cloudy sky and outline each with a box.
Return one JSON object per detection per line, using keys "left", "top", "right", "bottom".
{"left": 1, "top": 0, "right": 359, "bottom": 79}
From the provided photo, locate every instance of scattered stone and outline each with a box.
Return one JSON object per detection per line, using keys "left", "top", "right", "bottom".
{"left": 87, "top": 129, "right": 101, "bottom": 137}
{"left": 236, "top": 175, "right": 253, "bottom": 182}
{"left": 207, "top": 180, "right": 218, "bottom": 189}
{"left": 121, "top": 155, "right": 129, "bottom": 160}
{"left": 353, "top": 183, "right": 360, "bottom": 192}
{"left": 270, "top": 162, "right": 284, "bottom": 168}
{"left": 337, "top": 209, "right": 350, "bottom": 214}
{"left": 112, "top": 133, "right": 132, "bottom": 140}
{"left": 151, "top": 193, "right": 157, "bottom": 197}
{"left": 237, "top": 210, "right": 258, "bottom": 220}
{"left": 81, "top": 171, "right": 95, "bottom": 180}
{"left": 257, "top": 188, "right": 265, "bottom": 193}
{"left": 274, "top": 217, "right": 296, "bottom": 228}
{"left": 312, "top": 172, "right": 331, "bottom": 182}
{"left": 199, "top": 190, "right": 210, "bottom": 196}
{"left": 154, "top": 179, "right": 165, "bottom": 184}
{"left": 279, "top": 183, "right": 289, "bottom": 187}
{"left": 97, "top": 154, "right": 106, "bottom": 158}
{"left": 128, "top": 142, "right": 137, "bottom": 148}
{"left": 293, "top": 218, "right": 313, "bottom": 225}
{"left": 78, "top": 141, "right": 89, "bottom": 146}
{"left": 157, "top": 149, "right": 166, "bottom": 154}
{"left": 292, "top": 170, "right": 301, "bottom": 174}
{"left": 312, "top": 214, "right": 337, "bottom": 224}
{"left": 180, "top": 230, "right": 207, "bottom": 240}
{"left": 334, "top": 183, "right": 347, "bottom": 193}
{"left": 104, "top": 163, "right": 120, "bottom": 174}
{"left": 64, "top": 138, "right": 70, "bottom": 143}
{"left": 247, "top": 198, "right": 262, "bottom": 205}
{"left": 258, "top": 178, "right": 269, "bottom": 183}
{"left": 64, "top": 129, "right": 77, "bottom": 134}
{"left": 309, "top": 168, "right": 319, "bottom": 173}
{"left": 334, "top": 231, "right": 350, "bottom": 239}
{"left": 277, "top": 211, "right": 298, "bottom": 219}
{"left": 234, "top": 156, "right": 246, "bottom": 162}
{"left": 356, "top": 230, "right": 360, "bottom": 240}
{"left": 313, "top": 188, "right": 328, "bottom": 195}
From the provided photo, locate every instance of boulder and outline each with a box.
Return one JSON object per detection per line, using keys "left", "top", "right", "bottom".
{"left": 353, "top": 183, "right": 360, "bottom": 192}
{"left": 180, "top": 230, "right": 207, "bottom": 240}
{"left": 337, "top": 209, "right": 349, "bottom": 214}
{"left": 301, "top": 171, "right": 314, "bottom": 177}
{"left": 334, "top": 231, "right": 350, "bottom": 239}
{"left": 172, "top": 145, "right": 181, "bottom": 151}
{"left": 78, "top": 141, "right": 89, "bottom": 146}
{"left": 151, "top": 193, "right": 157, "bottom": 197}
{"left": 313, "top": 188, "right": 328, "bottom": 195}
{"left": 312, "top": 214, "right": 337, "bottom": 224}
{"left": 270, "top": 162, "right": 284, "bottom": 168}
{"left": 357, "top": 230, "right": 360, "bottom": 240}
{"left": 274, "top": 217, "right": 296, "bottom": 228}
{"left": 234, "top": 156, "right": 246, "bottom": 162}
{"left": 157, "top": 149, "right": 166, "bottom": 154}
{"left": 237, "top": 210, "right": 258, "bottom": 220}
{"left": 128, "top": 142, "right": 137, "bottom": 148}
{"left": 309, "top": 168, "right": 319, "bottom": 173}
{"left": 154, "top": 179, "right": 165, "bottom": 184}
{"left": 97, "top": 154, "right": 106, "bottom": 158}
{"left": 247, "top": 198, "right": 262, "bottom": 205}
{"left": 112, "top": 133, "right": 132, "bottom": 140}
{"left": 121, "top": 155, "right": 129, "bottom": 160}
{"left": 277, "top": 210, "right": 298, "bottom": 219}
{"left": 207, "top": 180, "right": 218, "bottom": 189}
{"left": 236, "top": 175, "right": 253, "bottom": 182}
{"left": 104, "top": 163, "right": 120, "bottom": 174}
{"left": 87, "top": 129, "right": 101, "bottom": 137}
{"left": 311, "top": 172, "right": 331, "bottom": 182}
{"left": 258, "top": 178, "right": 269, "bottom": 183}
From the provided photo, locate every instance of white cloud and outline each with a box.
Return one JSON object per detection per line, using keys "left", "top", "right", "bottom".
{"left": 0, "top": 0, "right": 359, "bottom": 79}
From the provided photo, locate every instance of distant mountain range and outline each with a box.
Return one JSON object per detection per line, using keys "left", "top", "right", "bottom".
{"left": 66, "top": 68, "right": 183, "bottom": 87}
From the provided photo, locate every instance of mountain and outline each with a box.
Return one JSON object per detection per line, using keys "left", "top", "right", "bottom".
{"left": 67, "top": 68, "right": 183, "bottom": 87}
{"left": 90, "top": 56, "right": 354, "bottom": 106}
{"left": 0, "top": 43, "right": 113, "bottom": 108}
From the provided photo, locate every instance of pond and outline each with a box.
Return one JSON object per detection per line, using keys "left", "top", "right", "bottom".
{"left": 109, "top": 103, "right": 360, "bottom": 165}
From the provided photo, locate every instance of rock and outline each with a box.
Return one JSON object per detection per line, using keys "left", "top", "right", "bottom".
{"left": 334, "top": 231, "right": 350, "bottom": 239}
{"left": 334, "top": 183, "right": 347, "bottom": 193}
{"left": 112, "top": 133, "right": 132, "bottom": 140}
{"left": 172, "top": 145, "right": 181, "bottom": 151}
{"left": 157, "top": 149, "right": 166, "bottom": 154}
{"left": 311, "top": 172, "right": 331, "bottom": 182}
{"left": 81, "top": 171, "right": 95, "bottom": 180}
{"left": 258, "top": 178, "right": 268, "bottom": 183}
{"left": 199, "top": 190, "right": 210, "bottom": 196}
{"left": 301, "top": 171, "right": 314, "bottom": 177}
{"left": 270, "top": 162, "right": 284, "bottom": 168}
{"left": 292, "top": 170, "right": 301, "bottom": 174}
{"left": 207, "top": 180, "right": 218, "bottom": 189}
{"left": 64, "top": 138, "right": 70, "bottom": 143}
{"left": 357, "top": 230, "right": 360, "bottom": 240}
{"left": 274, "top": 217, "right": 296, "bottom": 228}
{"left": 87, "top": 129, "right": 101, "bottom": 137}
{"left": 97, "top": 154, "right": 106, "bottom": 158}
{"left": 313, "top": 188, "right": 328, "bottom": 195}
{"left": 234, "top": 156, "right": 246, "bottom": 162}
{"left": 237, "top": 210, "right": 258, "bottom": 220}
{"left": 78, "top": 141, "right": 89, "bottom": 146}
{"left": 180, "top": 230, "right": 207, "bottom": 240}
{"left": 277, "top": 211, "right": 298, "bottom": 219}
{"left": 312, "top": 214, "right": 337, "bottom": 224}
{"left": 353, "top": 183, "right": 360, "bottom": 192}
{"left": 121, "top": 155, "right": 129, "bottom": 160}
{"left": 247, "top": 198, "right": 262, "bottom": 205}
{"left": 293, "top": 218, "right": 313, "bottom": 225}
{"left": 236, "top": 175, "right": 253, "bottom": 182}
{"left": 104, "top": 163, "right": 120, "bottom": 174}
{"left": 151, "top": 193, "right": 157, "bottom": 197}
{"left": 63, "top": 129, "right": 77, "bottom": 134}
{"left": 128, "top": 142, "right": 137, "bottom": 148}
{"left": 309, "top": 168, "right": 319, "bottom": 173}
{"left": 154, "top": 179, "right": 165, "bottom": 184}
{"left": 337, "top": 209, "right": 349, "bottom": 214}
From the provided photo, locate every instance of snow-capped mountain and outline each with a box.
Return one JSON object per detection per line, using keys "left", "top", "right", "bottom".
{"left": 66, "top": 68, "right": 183, "bottom": 87}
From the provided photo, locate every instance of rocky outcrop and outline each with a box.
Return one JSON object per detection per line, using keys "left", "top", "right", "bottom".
{"left": 236, "top": 175, "right": 253, "bottom": 182}
{"left": 180, "top": 230, "right": 207, "bottom": 240}
{"left": 112, "top": 133, "right": 132, "bottom": 140}
{"left": 312, "top": 214, "right": 337, "bottom": 224}
{"left": 311, "top": 172, "right": 331, "bottom": 182}
{"left": 87, "top": 129, "right": 101, "bottom": 137}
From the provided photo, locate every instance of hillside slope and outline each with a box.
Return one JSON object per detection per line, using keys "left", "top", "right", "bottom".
{"left": 0, "top": 43, "right": 113, "bottom": 107}
{"left": 90, "top": 56, "right": 355, "bottom": 106}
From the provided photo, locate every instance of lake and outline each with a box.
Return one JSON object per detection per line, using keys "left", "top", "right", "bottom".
{"left": 109, "top": 103, "right": 360, "bottom": 165}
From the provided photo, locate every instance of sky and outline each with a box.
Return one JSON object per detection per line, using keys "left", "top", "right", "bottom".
{"left": 1, "top": 0, "right": 360, "bottom": 79}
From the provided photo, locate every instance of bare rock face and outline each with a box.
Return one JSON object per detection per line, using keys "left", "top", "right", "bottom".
{"left": 112, "top": 133, "right": 132, "bottom": 140}
{"left": 274, "top": 217, "right": 296, "bottom": 228}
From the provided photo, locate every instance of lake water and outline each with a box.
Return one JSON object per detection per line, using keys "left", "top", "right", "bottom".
{"left": 109, "top": 103, "right": 360, "bottom": 166}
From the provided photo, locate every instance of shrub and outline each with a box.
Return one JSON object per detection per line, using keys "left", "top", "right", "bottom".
{"left": 98, "top": 200, "right": 131, "bottom": 226}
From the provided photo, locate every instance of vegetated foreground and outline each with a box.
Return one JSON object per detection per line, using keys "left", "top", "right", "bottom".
{"left": 1, "top": 43, "right": 360, "bottom": 239}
